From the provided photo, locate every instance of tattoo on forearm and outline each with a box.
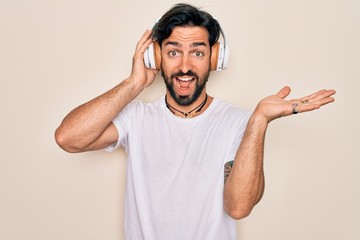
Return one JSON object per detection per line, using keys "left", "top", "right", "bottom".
{"left": 224, "top": 160, "right": 234, "bottom": 184}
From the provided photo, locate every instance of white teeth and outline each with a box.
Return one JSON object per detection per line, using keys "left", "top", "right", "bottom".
{"left": 177, "top": 76, "right": 193, "bottom": 81}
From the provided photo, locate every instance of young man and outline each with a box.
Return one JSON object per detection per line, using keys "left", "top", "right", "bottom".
{"left": 55, "top": 3, "right": 335, "bottom": 240}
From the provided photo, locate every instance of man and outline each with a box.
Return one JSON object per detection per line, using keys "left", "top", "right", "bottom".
{"left": 55, "top": 3, "right": 335, "bottom": 240}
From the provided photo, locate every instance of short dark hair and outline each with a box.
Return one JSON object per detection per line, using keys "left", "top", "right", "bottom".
{"left": 153, "top": 3, "right": 221, "bottom": 47}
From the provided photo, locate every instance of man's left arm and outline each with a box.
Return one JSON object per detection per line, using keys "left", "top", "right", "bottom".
{"left": 223, "top": 86, "right": 335, "bottom": 220}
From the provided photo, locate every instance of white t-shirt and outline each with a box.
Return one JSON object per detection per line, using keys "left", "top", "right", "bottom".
{"left": 107, "top": 96, "right": 251, "bottom": 240}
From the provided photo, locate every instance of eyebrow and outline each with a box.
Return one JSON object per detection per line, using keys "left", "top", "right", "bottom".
{"left": 164, "top": 41, "right": 208, "bottom": 48}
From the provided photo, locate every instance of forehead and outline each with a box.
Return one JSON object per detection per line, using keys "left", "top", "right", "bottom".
{"left": 163, "top": 26, "right": 210, "bottom": 47}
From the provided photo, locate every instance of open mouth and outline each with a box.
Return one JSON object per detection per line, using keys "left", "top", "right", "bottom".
{"left": 175, "top": 76, "right": 195, "bottom": 93}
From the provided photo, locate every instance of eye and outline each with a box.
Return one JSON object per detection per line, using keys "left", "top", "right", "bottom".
{"left": 168, "top": 51, "right": 179, "bottom": 57}
{"left": 193, "top": 51, "right": 204, "bottom": 57}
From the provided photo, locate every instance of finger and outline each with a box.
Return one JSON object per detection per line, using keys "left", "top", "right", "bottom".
{"left": 316, "top": 95, "right": 335, "bottom": 107}
{"left": 299, "top": 90, "right": 327, "bottom": 103}
{"left": 135, "top": 29, "right": 153, "bottom": 53}
{"left": 276, "top": 86, "right": 291, "bottom": 99}
{"left": 307, "top": 90, "right": 336, "bottom": 105}
{"left": 293, "top": 95, "right": 335, "bottom": 113}
{"left": 313, "top": 89, "right": 336, "bottom": 102}
{"left": 299, "top": 89, "right": 336, "bottom": 104}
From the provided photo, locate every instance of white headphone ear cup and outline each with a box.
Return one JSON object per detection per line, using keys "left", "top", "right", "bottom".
{"left": 153, "top": 41, "right": 161, "bottom": 70}
{"left": 144, "top": 43, "right": 156, "bottom": 69}
{"left": 144, "top": 46, "right": 150, "bottom": 68}
{"left": 216, "top": 42, "right": 224, "bottom": 71}
{"left": 216, "top": 42, "right": 229, "bottom": 71}
{"left": 210, "top": 41, "right": 229, "bottom": 71}
{"left": 210, "top": 42, "right": 220, "bottom": 71}
{"left": 223, "top": 43, "right": 229, "bottom": 70}
{"left": 144, "top": 42, "right": 161, "bottom": 70}
{"left": 212, "top": 28, "right": 229, "bottom": 71}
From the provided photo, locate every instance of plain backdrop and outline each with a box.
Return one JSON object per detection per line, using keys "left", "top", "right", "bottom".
{"left": 1, "top": 0, "right": 359, "bottom": 239}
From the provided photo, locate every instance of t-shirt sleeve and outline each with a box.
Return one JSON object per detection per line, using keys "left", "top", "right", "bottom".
{"left": 105, "top": 100, "right": 141, "bottom": 152}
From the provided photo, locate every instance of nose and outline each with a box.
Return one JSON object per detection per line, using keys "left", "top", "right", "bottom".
{"left": 179, "top": 55, "right": 192, "bottom": 73}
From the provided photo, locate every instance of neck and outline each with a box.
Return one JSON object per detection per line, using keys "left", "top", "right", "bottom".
{"left": 165, "top": 94, "right": 210, "bottom": 118}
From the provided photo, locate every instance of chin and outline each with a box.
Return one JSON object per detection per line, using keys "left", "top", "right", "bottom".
{"left": 161, "top": 68, "right": 209, "bottom": 106}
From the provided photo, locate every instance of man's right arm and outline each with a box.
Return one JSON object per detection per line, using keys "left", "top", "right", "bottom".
{"left": 55, "top": 30, "right": 158, "bottom": 153}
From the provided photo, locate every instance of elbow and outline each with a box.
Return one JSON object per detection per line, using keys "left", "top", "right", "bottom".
{"left": 54, "top": 127, "right": 82, "bottom": 153}
{"left": 223, "top": 194, "right": 257, "bottom": 220}
{"left": 225, "top": 205, "right": 253, "bottom": 220}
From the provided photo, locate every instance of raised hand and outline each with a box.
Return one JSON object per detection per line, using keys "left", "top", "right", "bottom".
{"left": 130, "top": 29, "right": 159, "bottom": 88}
{"left": 254, "top": 86, "right": 336, "bottom": 123}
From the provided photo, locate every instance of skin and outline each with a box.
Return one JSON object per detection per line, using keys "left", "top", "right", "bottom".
{"left": 223, "top": 86, "right": 335, "bottom": 219}
{"left": 161, "top": 26, "right": 213, "bottom": 111}
{"left": 55, "top": 26, "right": 336, "bottom": 219}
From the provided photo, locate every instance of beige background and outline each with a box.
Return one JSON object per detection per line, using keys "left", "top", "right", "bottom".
{"left": 1, "top": 0, "right": 359, "bottom": 239}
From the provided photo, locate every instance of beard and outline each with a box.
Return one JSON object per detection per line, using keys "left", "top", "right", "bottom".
{"left": 161, "top": 67, "right": 210, "bottom": 106}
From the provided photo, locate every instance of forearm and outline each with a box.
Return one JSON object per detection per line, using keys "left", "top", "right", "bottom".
{"left": 224, "top": 113, "right": 267, "bottom": 220}
{"left": 55, "top": 77, "right": 144, "bottom": 152}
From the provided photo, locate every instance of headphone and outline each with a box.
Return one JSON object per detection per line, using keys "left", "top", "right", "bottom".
{"left": 144, "top": 25, "right": 229, "bottom": 71}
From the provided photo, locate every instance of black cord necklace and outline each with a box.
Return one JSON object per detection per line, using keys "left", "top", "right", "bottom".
{"left": 165, "top": 94, "right": 208, "bottom": 118}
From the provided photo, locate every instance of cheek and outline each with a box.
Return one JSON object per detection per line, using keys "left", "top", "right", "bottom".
{"left": 196, "top": 59, "right": 211, "bottom": 75}
{"left": 161, "top": 57, "right": 177, "bottom": 73}
{"left": 201, "top": 59, "right": 211, "bottom": 71}
{"left": 160, "top": 61, "right": 174, "bottom": 80}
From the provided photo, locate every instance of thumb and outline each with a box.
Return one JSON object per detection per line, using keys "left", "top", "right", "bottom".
{"left": 276, "top": 86, "right": 291, "bottom": 99}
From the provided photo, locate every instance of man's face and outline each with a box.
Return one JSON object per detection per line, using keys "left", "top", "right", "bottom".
{"left": 160, "top": 26, "right": 211, "bottom": 106}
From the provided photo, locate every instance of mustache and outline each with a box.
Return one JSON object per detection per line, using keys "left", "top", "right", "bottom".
{"left": 170, "top": 70, "right": 199, "bottom": 79}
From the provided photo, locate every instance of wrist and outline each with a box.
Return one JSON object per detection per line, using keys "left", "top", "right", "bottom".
{"left": 248, "top": 111, "right": 269, "bottom": 129}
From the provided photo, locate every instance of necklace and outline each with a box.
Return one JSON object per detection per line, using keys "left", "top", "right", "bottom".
{"left": 165, "top": 94, "right": 208, "bottom": 118}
